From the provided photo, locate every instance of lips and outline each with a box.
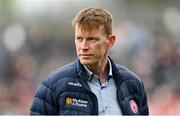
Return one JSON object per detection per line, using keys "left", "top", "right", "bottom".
{"left": 79, "top": 54, "right": 93, "bottom": 58}
{"left": 80, "top": 54, "right": 92, "bottom": 56}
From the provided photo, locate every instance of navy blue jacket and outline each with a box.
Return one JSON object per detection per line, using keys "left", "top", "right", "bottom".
{"left": 30, "top": 58, "right": 149, "bottom": 115}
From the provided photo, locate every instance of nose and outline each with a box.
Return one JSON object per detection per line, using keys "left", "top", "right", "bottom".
{"left": 81, "top": 39, "right": 89, "bottom": 51}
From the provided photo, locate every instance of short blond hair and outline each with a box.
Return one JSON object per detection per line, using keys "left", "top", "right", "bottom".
{"left": 72, "top": 6, "right": 112, "bottom": 36}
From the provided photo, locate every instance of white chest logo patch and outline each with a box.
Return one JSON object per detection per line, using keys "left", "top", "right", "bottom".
{"left": 68, "top": 82, "right": 82, "bottom": 87}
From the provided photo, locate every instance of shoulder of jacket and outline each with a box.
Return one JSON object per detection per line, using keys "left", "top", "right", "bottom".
{"left": 115, "top": 64, "right": 141, "bottom": 83}
{"left": 115, "top": 64, "right": 146, "bottom": 97}
{"left": 42, "top": 60, "right": 78, "bottom": 87}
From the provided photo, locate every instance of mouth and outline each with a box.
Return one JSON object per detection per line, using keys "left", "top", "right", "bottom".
{"left": 80, "top": 54, "right": 93, "bottom": 56}
{"left": 79, "top": 54, "right": 93, "bottom": 58}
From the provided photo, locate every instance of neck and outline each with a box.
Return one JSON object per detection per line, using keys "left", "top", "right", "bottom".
{"left": 86, "top": 56, "right": 109, "bottom": 84}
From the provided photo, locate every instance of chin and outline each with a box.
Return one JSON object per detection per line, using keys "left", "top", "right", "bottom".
{"left": 79, "top": 58, "right": 94, "bottom": 65}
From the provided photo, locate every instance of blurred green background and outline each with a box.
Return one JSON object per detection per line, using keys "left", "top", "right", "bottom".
{"left": 0, "top": 0, "right": 180, "bottom": 114}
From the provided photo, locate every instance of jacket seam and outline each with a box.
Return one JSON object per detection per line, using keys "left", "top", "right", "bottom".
{"left": 33, "top": 96, "right": 58, "bottom": 109}
{"left": 42, "top": 80, "right": 54, "bottom": 92}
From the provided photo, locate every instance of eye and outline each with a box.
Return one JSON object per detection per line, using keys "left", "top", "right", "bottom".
{"left": 76, "top": 37, "right": 83, "bottom": 41}
{"left": 88, "top": 37, "right": 98, "bottom": 42}
{"left": 89, "top": 37, "right": 95, "bottom": 40}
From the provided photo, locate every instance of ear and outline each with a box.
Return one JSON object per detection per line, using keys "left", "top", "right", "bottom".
{"left": 107, "top": 34, "right": 116, "bottom": 48}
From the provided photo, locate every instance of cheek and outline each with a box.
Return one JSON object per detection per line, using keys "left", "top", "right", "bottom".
{"left": 75, "top": 42, "right": 80, "bottom": 49}
{"left": 96, "top": 41, "right": 108, "bottom": 49}
{"left": 94, "top": 43, "right": 108, "bottom": 54}
{"left": 75, "top": 44, "right": 80, "bottom": 53}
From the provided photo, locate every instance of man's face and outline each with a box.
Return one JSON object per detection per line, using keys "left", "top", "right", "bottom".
{"left": 75, "top": 26, "right": 109, "bottom": 66}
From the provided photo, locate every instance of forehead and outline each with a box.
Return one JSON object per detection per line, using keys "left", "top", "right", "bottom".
{"left": 75, "top": 25, "right": 105, "bottom": 36}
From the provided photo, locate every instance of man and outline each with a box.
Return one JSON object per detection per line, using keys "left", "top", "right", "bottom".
{"left": 30, "top": 6, "right": 149, "bottom": 115}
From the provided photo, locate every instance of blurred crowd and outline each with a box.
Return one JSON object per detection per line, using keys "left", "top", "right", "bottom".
{"left": 0, "top": 0, "right": 180, "bottom": 114}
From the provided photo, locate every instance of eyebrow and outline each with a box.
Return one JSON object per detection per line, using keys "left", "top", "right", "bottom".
{"left": 75, "top": 35, "right": 98, "bottom": 38}
{"left": 87, "top": 35, "right": 98, "bottom": 38}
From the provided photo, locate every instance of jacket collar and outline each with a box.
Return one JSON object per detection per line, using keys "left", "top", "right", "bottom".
{"left": 76, "top": 58, "right": 88, "bottom": 80}
{"left": 76, "top": 56, "right": 123, "bottom": 87}
{"left": 76, "top": 58, "right": 91, "bottom": 91}
{"left": 107, "top": 57, "right": 123, "bottom": 87}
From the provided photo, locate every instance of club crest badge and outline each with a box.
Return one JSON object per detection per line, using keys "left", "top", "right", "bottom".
{"left": 130, "top": 100, "right": 138, "bottom": 113}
